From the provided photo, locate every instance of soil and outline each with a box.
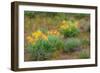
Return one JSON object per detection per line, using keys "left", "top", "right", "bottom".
{"left": 24, "top": 47, "right": 90, "bottom": 61}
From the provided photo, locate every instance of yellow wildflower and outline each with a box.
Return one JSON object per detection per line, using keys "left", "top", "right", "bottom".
{"left": 62, "top": 20, "right": 67, "bottom": 24}
{"left": 59, "top": 20, "right": 69, "bottom": 30}
{"left": 48, "top": 31, "right": 52, "bottom": 35}
{"left": 42, "top": 34, "right": 48, "bottom": 40}
{"left": 60, "top": 24, "right": 69, "bottom": 30}
{"left": 48, "top": 30, "right": 60, "bottom": 36}
{"left": 32, "top": 30, "right": 42, "bottom": 39}
{"left": 26, "top": 36, "right": 34, "bottom": 43}
{"left": 53, "top": 30, "right": 60, "bottom": 36}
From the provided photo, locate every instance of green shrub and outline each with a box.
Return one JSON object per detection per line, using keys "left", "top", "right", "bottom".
{"left": 27, "top": 36, "right": 64, "bottom": 61}
{"left": 79, "top": 51, "right": 90, "bottom": 59}
{"left": 80, "top": 38, "right": 90, "bottom": 49}
{"left": 60, "top": 24, "right": 80, "bottom": 37}
{"left": 48, "top": 35, "right": 64, "bottom": 50}
{"left": 63, "top": 38, "right": 81, "bottom": 52}
{"left": 64, "top": 26, "right": 79, "bottom": 37}
{"left": 81, "top": 39, "right": 90, "bottom": 46}
{"left": 27, "top": 39, "right": 54, "bottom": 61}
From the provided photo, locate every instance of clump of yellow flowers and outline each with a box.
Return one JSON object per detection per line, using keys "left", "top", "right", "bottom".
{"left": 26, "top": 30, "right": 48, "bottom": 44}
{"left": 59, "top": 20, "right": 80, "bottom": 37}
{"left": 59, "top": 20, "right": 79, "bottom": 30}
{"left": 26, "top": 29, "right": 60, "bottom": 45}
{"left": 48, "top": 29, "right": 60, "bottom": 36}
{"left": 32, "top": 30, "right": 48, "bottom": 40}
{"left": 26, "top": 36, "right": 34, "bottom": 43}
{"left": 26, "top": 20, "right": 80, "bottom": 44}
{"left": 59, "top": 20, "right": 69, "bottom": 30}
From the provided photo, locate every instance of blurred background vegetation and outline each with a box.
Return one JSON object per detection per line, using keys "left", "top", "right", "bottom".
{"left": 24, "top": 11, "right": 90, "bottom": 61}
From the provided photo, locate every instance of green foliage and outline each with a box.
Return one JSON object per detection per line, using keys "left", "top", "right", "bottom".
{"left": 27, "top": 36, "right": 64, "bottom": 61}
{"left": 60, "top": 26, "right": 80, "bottom": 37}
{"left": 79, "top": 51, "right": 90, "bottom": 59}
{"left": 63, "top": 38, "right": 81, "bottom": 52}
{"left": 81, "top": 39, "right": 90, "bottom": 46}
{"left": 24, "top": 11, "right": 36, "bottom": 18}
{"left": 48, "top": 35, "right": 64, "bottom": 50}
{"left": 59, "top": 20, "right": 80, "bottom": 37}
{"left": 27, "top": 39, "right": 54, "bottom": 61}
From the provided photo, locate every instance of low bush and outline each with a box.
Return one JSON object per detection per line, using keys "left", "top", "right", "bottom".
{"left": 48, "top": 35, "right": 64, "bottom": 50}
{"left": 81, "top": 38, "right": 90, "bottom": 46}
{"left": 80, "top": 38, "right": 90, "bottom": 49}
{"left": 59, "top": 20, "right": 80, "bottom": 37}
{"left": 61, "top": 26, "right": 80, "bottom": 37}
{"left": 79, "top": 51, "right": 90, "bottom": 59}
{"left": 27, "top": 39, "right": 54, "bottom": 61}
{"left": 27, "top": 35, "right": 64, "bottom": 61}
{"left": 63, "top": 38, "right": 81, "bottom": 52}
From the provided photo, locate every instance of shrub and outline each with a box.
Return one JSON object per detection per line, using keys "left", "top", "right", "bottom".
{"left": 81, "top": 39, "right": 90, "bottom": 46}
{"left": 80, "top": 38, "right": 90, "bottom": 49}
{"left": 27, "top": 39, "right": 54, "bottom": 61}
{"left": 63, "top": 38, "right": 81, "bottom": 52}
{"left": 27, "top": 35, "right": 64, "bottom": 61}
{"left": 59, "top": 20, "right": 80, "bottom": 37}
{"left": 61, "top": 26, "right": 80, "bottom": 37}
{"left": 79, "top": 51, "right": 90, "bottom": 59}
{"left": 48, "top": 35, "right": 64, "bottom": 50}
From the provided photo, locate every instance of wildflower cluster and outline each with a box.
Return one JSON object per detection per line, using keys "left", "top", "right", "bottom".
{"left": 59, "top": 20, "right": 80, "bottom": 37}
{"left": 26, "top": 30, "right": 48, "bottom": 44}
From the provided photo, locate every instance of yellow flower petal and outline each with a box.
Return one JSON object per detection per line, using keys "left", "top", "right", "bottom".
{"left": 26, "top": 36, "right": 34, "bottom": 43}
